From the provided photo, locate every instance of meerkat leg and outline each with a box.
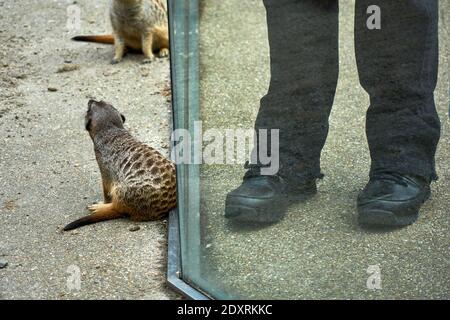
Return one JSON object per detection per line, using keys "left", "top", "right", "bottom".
{"left": 88, "top": 202, "right": 116, "bottom": 214}
{"left": 87, "top": 181, "right": 114, "bottom": 211}
{"left": 153, "top": 27, "right": 169, "bottom": 58}
{"left": 157, "top": 48, "right": 169, "bottom": 58}
{"left": 102, "top": 179, "right": 112, "bottom": 203}
{"left": 97, "top": 171, "right": 113, "bottom": 203}
{"left": 142, "top": 32, "right": 155, "bottom": 64}
{"left": 88, "top": 187, "right": 126, "bottom": 214}
{"left": 112, "top": 34, "right": 126, "bottom": 64}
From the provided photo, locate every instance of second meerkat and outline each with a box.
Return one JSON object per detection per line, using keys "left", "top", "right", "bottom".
{"left": 73, "top": 0, "right": 169, "bottom": 64}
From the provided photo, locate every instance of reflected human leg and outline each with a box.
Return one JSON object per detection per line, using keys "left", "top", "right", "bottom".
{"left": 225, "top": 0, "right": 339, "bottom": 223}
{"left": 354, "top": 0, "right": 440, "bottom": 226}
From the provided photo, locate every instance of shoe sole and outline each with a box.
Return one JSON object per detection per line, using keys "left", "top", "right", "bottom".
{"left": 225, "top": 203, "right": 285, "bottom": 223}
{"left": 358, "top": 209, "right": 419, "bottom": 226}
{"left": 358, "top": 188, "right": 431, "bottom": 227}
{"left": 225, "top": 192, "right": 316, "bottom": 224}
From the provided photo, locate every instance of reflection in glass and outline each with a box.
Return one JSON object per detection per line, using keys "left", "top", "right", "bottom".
{"left": 173, "top": 0, "right": 449, "bottom": 299}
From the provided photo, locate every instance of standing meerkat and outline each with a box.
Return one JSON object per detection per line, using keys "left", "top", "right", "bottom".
{"left": 63, "top": 100, "right": 177, "bottom": 231}
{"left": 72, "top": 0, "right": 169, "bottom": 64}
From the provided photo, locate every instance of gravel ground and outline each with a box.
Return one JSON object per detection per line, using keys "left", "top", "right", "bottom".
{"left": 0, "top": 0, "right": 181, "bottom": 299}
{"left": 196, "top": 0, "right": 449, "bottom": 299}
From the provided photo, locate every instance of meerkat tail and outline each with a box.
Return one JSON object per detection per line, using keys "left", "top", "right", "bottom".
{"left": 63, "top": 210, "right": 124, "bottom": 231}
{"left": 72, "top": 35, "right": 115, "bottom": 44}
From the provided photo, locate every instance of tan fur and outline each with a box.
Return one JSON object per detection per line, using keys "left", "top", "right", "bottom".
{"left": 63, "top": 100, "right": 176, "bottom": 231}
{"left": 111, "top": 0, "right": 169, "bottom": 63}
{"left": 72, "top": 0, "right": 169, "bottom": 64}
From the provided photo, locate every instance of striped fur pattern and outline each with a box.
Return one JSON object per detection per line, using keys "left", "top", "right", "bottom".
{"left": 96, "top": 126, "right": 177, "bottom": 220}
{"left": 63, "top": 100, "right": 176, "bottom": 231}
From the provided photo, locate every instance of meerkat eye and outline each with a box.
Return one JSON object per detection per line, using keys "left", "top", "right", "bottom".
{"left": 121, "top": 114, "right": 126, "bottom": 123}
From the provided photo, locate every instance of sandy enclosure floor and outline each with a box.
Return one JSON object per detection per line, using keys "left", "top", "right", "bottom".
{"left": 0, "top": 0, "right": 181, "bottom": 299}
{"left": 196, "top": 0, "right": 449, "bottom": 299}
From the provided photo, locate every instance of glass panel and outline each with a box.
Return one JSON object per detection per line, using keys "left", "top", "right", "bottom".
{"left": 170, "top": 0, "right": 449, "bottom": 299}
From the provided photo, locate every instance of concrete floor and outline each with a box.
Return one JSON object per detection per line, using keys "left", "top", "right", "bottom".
{"left": 195, "top": 0, "right": 449, "bottom": 299}
{"left": 0, "top": 0, "right": 181, "bottom": 299}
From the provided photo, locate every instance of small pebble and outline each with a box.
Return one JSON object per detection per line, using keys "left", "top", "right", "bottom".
{"left": 103, "top": 68, "right": 119, "bottom": 77}
{"left": 129, "top": 225, "right": 140, "bottom": 232}
{"left": 48, "top": 87, "right": 58, "bottom": 92}
{"left": 0, "top": 259, "right": 8, "bottom": 269}
{"left": 140, "top": 68, "right": 150, "bottom": 77}
{"left": 12, "top": 72, "right": 27, "bottom": 79}
{"left": 56, "top": 63, "right": 80, "bottom": 73}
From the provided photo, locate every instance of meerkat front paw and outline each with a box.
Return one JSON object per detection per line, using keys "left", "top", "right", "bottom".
{"left": 157, "top": 48, "right": 169, "bottom": 58}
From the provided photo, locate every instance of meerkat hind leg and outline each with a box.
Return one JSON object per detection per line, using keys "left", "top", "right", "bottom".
{"left": 87, "top": 200, "right": 128, "bottom": 217}
{"left": 88, "top": 202, "right": 115, "bottom": 214}
{"left": 154, "top": 28, "right": 169, "bottom": 58}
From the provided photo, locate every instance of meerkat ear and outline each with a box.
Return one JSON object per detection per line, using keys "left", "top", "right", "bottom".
{"left": 121, "top": 114, "right": 126, "bottom": 123}
{"left": 85, "top": 118, "right": 92, "bottom": 131}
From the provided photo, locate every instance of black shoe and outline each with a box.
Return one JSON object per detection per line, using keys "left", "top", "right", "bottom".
{"left": 357, "top": 172, "right": 431, "bottom": 227}
{"left": 225, "top": 174, "right": 317, "bottom": 223}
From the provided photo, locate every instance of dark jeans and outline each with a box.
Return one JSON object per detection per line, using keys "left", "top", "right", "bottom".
{"left": 254, "top": 0, "right": 440, "bottom": 184}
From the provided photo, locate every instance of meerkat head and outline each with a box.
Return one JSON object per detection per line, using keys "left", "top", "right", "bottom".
{"left": 85, "top": 100, "right": 126, "bottom": 136}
